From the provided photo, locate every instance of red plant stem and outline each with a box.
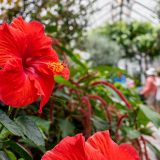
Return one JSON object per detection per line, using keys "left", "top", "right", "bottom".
{"left": 70, "top": 80, "right": 81, "bottom": 87}
{"left": 81, "top": 96, "right": 92, "bottom": 138}
{"left": 79, "top": 108, "right": 86, "bottom": 114}
{"left": 91, "top": 81, "right": 132, "bottom": 109}
{"left": 115, "top": 114, "right": 128, "bottom": 140}
{"left": 117, "top": 114, "right": 128, "bottom": 128}
{"left": 56, "top": 84, "right": 65, "bottom": 90}
{"left": 141, "top": 136, "right": 149, "bottom": 160}
{"left": 135, "top": 139, "right": 143, "bottom": 160}
{"left": 87, "top": 94, "right": 112, "bottom": 125}
{"left": 77, "top": 72, "right": 97, "bottom": 83}
{"left": 62, "top": 51, "right": 70, "bottom": 67}
{"left": 73, "top": 90, "right": 81, "bottom": 101}
{"left": 88, "top": 94, "right": 107, "bottom": 106}
{"left": 49, "top": 99, "right": 55, "bottom": 124}
{"left": 77, "top": 74, "right": 91, "bottom": 82}
{"left": 69, "top": 88, "right": 83, "bottom": 101}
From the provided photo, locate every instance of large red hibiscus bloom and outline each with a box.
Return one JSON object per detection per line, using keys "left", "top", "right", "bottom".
{"left": 0, "top": 17, "right": 69, "bottom": 113}
{"left": 41, "top": 130, "right": 139, "bottom": 160}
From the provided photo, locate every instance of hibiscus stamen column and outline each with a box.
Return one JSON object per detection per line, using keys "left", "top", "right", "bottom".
{"left": 48, "top": 62, "right": 65, "bottom": 73}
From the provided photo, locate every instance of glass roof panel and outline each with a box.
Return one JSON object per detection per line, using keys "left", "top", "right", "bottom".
{"left": 89, "top": 0, "right": 159, "bottom": 28}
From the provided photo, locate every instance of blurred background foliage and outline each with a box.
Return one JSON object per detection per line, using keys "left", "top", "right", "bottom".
{"left": 85, "top": 34, "right": 125, "bottom": 66}
{"left": 0, "top": 0, "right": 160, "bottom": 160}
{"left": 0, "top": 0, "right": 96, "bottom": 46}
{"left": 94, "top": 21, "right": 160, "bottom": 67}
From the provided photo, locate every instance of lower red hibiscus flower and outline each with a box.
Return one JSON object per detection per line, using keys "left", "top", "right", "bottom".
{"left": 0, "top": 16, "right": 69, "bottom": 113}
{"left": 41, "top": 130, "right": 139, "bottom": 160}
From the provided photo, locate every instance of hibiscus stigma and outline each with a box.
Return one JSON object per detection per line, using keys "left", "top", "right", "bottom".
{"left": 48, "top": 62, "right": 65, "bottom": 73}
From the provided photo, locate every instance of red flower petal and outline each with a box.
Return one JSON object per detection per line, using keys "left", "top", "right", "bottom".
{"left": 61, "top": 67, "right": 70, "bottom": 80}
{"left": 119, "top": 144, "right": 140, "bottom": 160}
{"left": 86, "top": 131, "right": 139, "bottom": 160}
{"left": 0, "top": 57, "right": 55, "bottom": 112}
{"left": 41, "top": 134, "right": 88, "bottom": 160}
{"left": 29, "top": 63, "right": 55, "bottom": 113}
{"left": 11, "top": 16, "right": 53, "bottom": 58}
{"left": 41, "top": 131, "right": 139, "bottom": 160}
{"left": 85, "top": 143, "right": 106, "bottom": 160}
{"left": 86, "top": 131, "right": 118, "bottom": 160}
{"left": 11, "top": 16, "right": 44, "bottom": 34}
{"left": 10, "top": 16, "right": 28, "bottom": 32}
{"left": 0, "top": 23, "right": 26, "bottom": 67}
{"left": 0, "top": 58, "right": 40, "bottom": 107}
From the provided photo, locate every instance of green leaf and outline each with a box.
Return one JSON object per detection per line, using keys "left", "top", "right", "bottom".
{"left": 59, "top": 119, "right": 75, "bottom": 138}
{"left": 137, "top": 109, "right": 149, "bottom": 127}
{"left": 54, "top": 76, "right": 77, "bottom": 89}
{"left": 0, "top": 151, "right": 9, "bottom": 160}
{"left": 5, "top": 150, "right": 16, "bottom": 160}
{"left": 60, "top": 46, "right": 87, "bottom": 69}
{"left": 54, "top": 90, "right": 71, "bottom": 100}
{"left": 91, "top": 116, "right": 108, "bottom": 130}
{"left": 19, "top": 138, "right": 45, "bottom": 153}
{"left": 0, "top": 110, "right": 23, "bottom": 137}
{"left": 5, "top": 141, "right": 32, "bottom": 160}
{"left": 139, "top": 127, "right": 153, "bottom": 136}
{"left": 28, "top": 116, "right": 50, "bottom": 133}
{"left": 139, "top": 105, "right": 160, "bottom": 128}
{"left": 123, "top": 127, "right": 141, "bottom": 139}
{"left": 45, "top": 25, "right": 57, "bottom": 33}
{"left": 15, "top": 116, "right": 45, "bottom": 146}
{"left": 94, "top": 65, "right": 127, "bottom": 74}
{"left": 0, "top": 128, "right": 10, "bottom": 139}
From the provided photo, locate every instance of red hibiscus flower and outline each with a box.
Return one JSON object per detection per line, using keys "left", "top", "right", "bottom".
{"left": 41, "top": 130, "right": 139, "bottom": 160}
{"left": 0, "top": 17, "right": 69, "bottom": 113}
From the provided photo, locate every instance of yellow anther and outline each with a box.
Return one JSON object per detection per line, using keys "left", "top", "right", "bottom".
{"left": 48, "top": 62, "right": 64, "bottom": 73}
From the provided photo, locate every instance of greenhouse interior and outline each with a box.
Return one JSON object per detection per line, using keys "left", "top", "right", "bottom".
{"left": 0, "top": 0, "right": 160, "bottom": 159}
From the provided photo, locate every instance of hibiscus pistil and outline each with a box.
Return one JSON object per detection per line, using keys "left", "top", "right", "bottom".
{"left": 48, "top": 62, "right": 65, "bottom": 73}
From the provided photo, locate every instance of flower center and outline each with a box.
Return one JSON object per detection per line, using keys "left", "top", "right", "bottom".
{"left": 48, "top": 62, "right": 64, "bottom": 73}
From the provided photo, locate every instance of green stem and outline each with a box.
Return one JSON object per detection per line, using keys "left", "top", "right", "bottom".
{"left": 7, "top": 106, "right": 14, "bottom": 117}
{"left": 13, "top": 108, "right": 19, "bottom": 118}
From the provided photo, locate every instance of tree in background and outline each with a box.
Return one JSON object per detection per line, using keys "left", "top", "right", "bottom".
{"left": 0, "top": 0, "right": 96, "bottom": 46}
{"left": 86, "top": 34, "right": 125, "bottom": 66}
{"left": 94, "top": 21, "right": 160, "bottom": 77}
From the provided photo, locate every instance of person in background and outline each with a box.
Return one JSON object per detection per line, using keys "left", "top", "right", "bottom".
{"left": 140, "top": 68, "right": 157, "bottom": 109}
{"left": 154, "top": 68, "right": 160, "bottom": 112}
